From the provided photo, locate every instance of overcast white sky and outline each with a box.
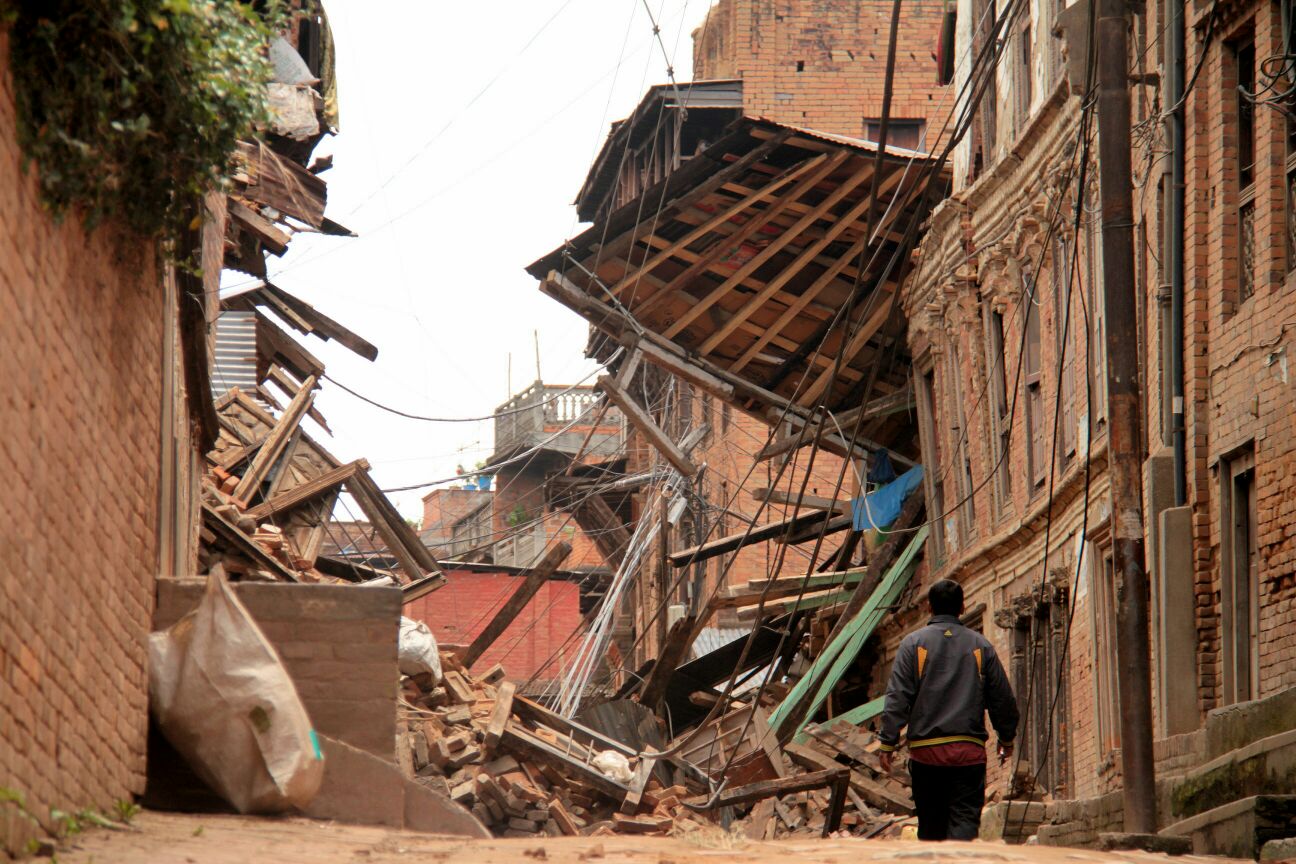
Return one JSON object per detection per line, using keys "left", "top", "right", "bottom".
{"left": 245, "top": 0, "right": 704, "bottom": 519}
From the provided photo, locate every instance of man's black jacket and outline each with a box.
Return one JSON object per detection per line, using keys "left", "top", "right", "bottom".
{"left": 878, "top": 614, "right": 1019, "bottom": 753}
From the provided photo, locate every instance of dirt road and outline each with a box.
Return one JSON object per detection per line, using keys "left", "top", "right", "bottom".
{"left": 54, "top": 811, "right": 1225, "bottom": 864}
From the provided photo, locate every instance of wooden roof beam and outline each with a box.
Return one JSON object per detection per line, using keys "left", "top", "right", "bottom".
{"left": 231, "top": 373, "right": 318, "bottom": 503}
{"left": 635, "top": 151, "right": 845, "bottom": 319}
{"left": 607, "top": 153, "right": 828, "bottom": 299}
{"left": 699, "top": 180, "right": 881, "bottom": 354}
{"left": 663, "top": 156, "right": 871, "bottom": 339}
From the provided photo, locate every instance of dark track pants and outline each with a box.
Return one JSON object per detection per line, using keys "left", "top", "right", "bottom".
{"left": 908, "top": 760, "right": 986, "bottom": 841}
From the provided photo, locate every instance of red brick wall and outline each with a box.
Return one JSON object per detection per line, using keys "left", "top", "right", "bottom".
{"left": 1188, "top": 0, "right": 1296, "bottom": 708}
{"left": 693, "top": 0, "right": 950, "bottom": 147}
{"left": 0, "top": 34, "right": 164, "bottom": 850}
{"left": 403, "top": 570, "right": 582, "bottom": 683}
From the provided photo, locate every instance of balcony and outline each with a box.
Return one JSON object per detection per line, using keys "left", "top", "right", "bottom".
{"left": 490, "top": 380, "right": 624, "bottom": 465}
{"left": 492, "top": 521, "right": 548, "bottom": 568}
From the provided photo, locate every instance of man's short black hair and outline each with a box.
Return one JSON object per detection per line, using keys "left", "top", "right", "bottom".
{"left": 928, "top": 579, "right": 964, "bottom": 616}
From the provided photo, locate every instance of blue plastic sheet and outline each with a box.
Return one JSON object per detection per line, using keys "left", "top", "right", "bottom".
{"left": 850, "top": 464, "right": 924, "bottom": 531}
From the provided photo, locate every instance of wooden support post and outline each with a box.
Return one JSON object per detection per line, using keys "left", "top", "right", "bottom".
{"left": 596, "top": 375, "right": 697, "bottom": 477}
{"left": 231, "top": 373, "right": 318, "bottom": 502}
{"left": 460, "top": 542, "right": 572, "bottom": 667}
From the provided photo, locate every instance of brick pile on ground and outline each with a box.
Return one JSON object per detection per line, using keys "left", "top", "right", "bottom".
{"left": 397, "top": 653, "right": 918, "bottom": 840}
{"left": 399, "top": 653, "right": 711, "bottom": 838}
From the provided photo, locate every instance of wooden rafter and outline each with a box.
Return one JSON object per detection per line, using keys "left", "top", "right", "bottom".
{"left": 635, "top": 151, "right": 845, "bottom": 319}
{"left": 231, "top": 374, "right": 318, "bottom": 502}
{"left": 798, "top": 288, "right": 901, "bottom": 407}
{"left": 460, "top": 541, "right": 572, "bottom": 667}
{"left": 245, "top": 458, "right": 369, "bottom": 520}
{"left": 346, "top": 468, "right": 445, "bottom": 586}
{"left": 607, "top": 154, "right": 828, "bottom": 299}
{"left": 663, "top": 158, "right": 872, "bottom": 339}
{"left": 697, "top": 176, "right": 882, "bottom": 354}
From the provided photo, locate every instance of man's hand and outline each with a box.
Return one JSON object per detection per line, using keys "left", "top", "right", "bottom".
{"left": 879, "top": 751, "right": 894, "bottom": 774}
{"left": 997, "top": 740, "right": 1014, "bottom": 765}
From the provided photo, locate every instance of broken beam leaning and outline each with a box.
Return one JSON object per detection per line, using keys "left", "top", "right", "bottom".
{"left": 245, "top": 458, "right": 369, "bottom": 520}
{"left": 346, "top": 468, "right": 445, "bottom": 586}
{"left": 596, "top": 374, "right": 697, "bottom": 477}
{"left": 230, "top": 373, "right": 318, "bottom": 503}
{"left": 459, "top": 541, "right": 572, "bottom": 667}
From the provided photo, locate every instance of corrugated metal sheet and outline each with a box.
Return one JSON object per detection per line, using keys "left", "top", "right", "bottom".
{"left": 691, "top": 625, "right": 774, "bottom": 696}
{"left": 212, "top": 310, "right": 259, "bottom": 397}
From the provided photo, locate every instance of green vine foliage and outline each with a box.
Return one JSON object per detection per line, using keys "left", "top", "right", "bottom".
{"left": 1, "top": 0, "right": 284, "bottom": 244}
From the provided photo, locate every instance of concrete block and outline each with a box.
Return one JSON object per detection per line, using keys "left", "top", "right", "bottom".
{"left": 304, "top": 735, "right": 488, "bottom": 838}
{"left": 1206, "top": 688, "right": 1296, "bottom": 760}
{"left": 304, "top": 735, "right": 403, "bottom": 828}
{"left": 1260, "top": 837, "right": 1296, "bottom": 861}
{"left": 1161, "top": 795, "right": 1296, "bottom": 859}
{"left": 1170, "top": 729, "right": 1296, "bottom": 820}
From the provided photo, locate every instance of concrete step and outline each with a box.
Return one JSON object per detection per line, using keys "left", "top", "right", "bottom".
{"left": 304, "top": 735, "right": 489, "bottom": 837}
{"left": 1161, "top": 795, "right": 1296, "bottom": 859}
{"left": 981, "top": 801, "right": 1047, "bottom": 843}
{"left": 1170, "top": 729, "right": 1296, "bottom": 821}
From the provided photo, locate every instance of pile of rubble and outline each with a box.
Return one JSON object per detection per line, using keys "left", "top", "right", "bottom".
{"left": 397, "top": 653, "right": 915, "bottom": 840}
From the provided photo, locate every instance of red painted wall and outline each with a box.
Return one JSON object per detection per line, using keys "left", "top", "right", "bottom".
{"left": 403, "top": 569, "right": 581, "bottom": 683}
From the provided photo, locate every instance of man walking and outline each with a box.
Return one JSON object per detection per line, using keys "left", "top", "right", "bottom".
{"left": 878, "top": 579, "right": 1019, "bottom": 841}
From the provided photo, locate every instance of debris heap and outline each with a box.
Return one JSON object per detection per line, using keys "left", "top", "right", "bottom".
{"left": 398, "top": 653, "right": 916, "bottom": 839}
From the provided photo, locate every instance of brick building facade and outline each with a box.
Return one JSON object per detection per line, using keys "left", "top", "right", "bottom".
{"left": 0, "top": 34, "right": 186, "bottom": 852}
{"left": 403, "top": 570, "right": 581, "bottom": 683}
{"left": 889, "top": 0, "right": 1296, "bottom": 823}
{"left": 693, "top": 0, "right": 949, "bottom": 148}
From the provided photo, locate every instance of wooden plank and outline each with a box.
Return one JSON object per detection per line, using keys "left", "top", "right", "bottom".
{"left": 262, "top": 283, "right": 379, "bottom": 361}
{"left": 753, "top": 487, "right": 852, "bottom": 515}
{"left": 509, "top": 696, "right": 639, "bottom": 758}
{"left": 346, "top": 480, "right": 427, "bottom": 585}
{"left": 798, "top": 288, "right": 902, "bottom": 407}
{"left": 257, "top": 311, "right": 325, "bottom": 381}
{"left": 731, "top": 234, "right": 873, "bottom": 373}
{"left": 698, "top": 173, "right": 881, "bottom": 354}
{"left": 733, "top": 587, "right": 856, "bottom": 623}
{"left": 768, "top": 512, "right": 927, "bottom": 741}
{"left": 682, "top": 767, "right": 849, "bottom": 836}
{"left": 571, "top": 492, "right": 631, "bottom": 568}
{"left": 231, "top": 374, "right": 318, "bottom": 502}
{"left": 498, "top": 724, "right": 632, "bottom": 801}
{"left": 606, "top": 153, "right": 829, "bottom": 298}
{"left": 620, "top": 749, "right": 658, "bottom": 815}
{"left": 245, "top": 458, "right": 367, "bottom": 520}
{"left": 596, "top": 375, "right": 696, "bottom": 477}
{"left": 634, "top": 151, "right": 842, "bottom": 319}
{"left": 713, "top": 567, "right": 869, "bottom": 609}
{"left": 635, "top": 614, "right": 697, "bottom": 711}
{"left": 485, "top": 681, "right": 516, "bottom": 750}
{"left": 668, "top": 509, "right": 832, "bottom": 567}
{"left": 228, "top": 197, "right": 290, "bottom": 255}
{"left": 459, "top": 542, "right": 572, "bottom": 667}
{"left": 661, "top": 153, "right": 864, "bottom": 337}
{"left": 263, "top": 364, "right": 333, "bottom": 434}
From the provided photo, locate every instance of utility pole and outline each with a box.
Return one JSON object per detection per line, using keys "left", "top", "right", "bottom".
{"left": 1095, "top": 0, "right": 1157, "bottom": 834}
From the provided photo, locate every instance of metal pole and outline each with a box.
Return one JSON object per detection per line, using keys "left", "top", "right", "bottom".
{"left": 1095, "top": 0, "right": 1158, "bottom": 833}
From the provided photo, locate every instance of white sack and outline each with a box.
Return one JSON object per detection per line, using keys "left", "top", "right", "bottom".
{"left": 397, "top": 616, "right": 442, "bottom": 682}
{"left": 592, "top": 750, "right": 634, "bottom": 784}
{"left": 149, "top": 574, "right": 324, "bottom": 813}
